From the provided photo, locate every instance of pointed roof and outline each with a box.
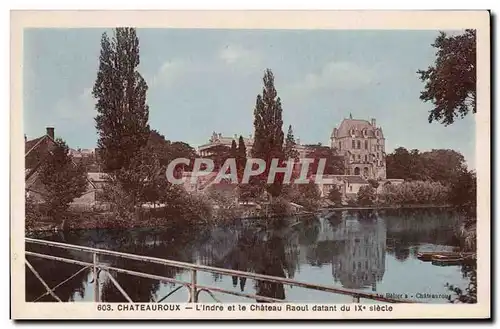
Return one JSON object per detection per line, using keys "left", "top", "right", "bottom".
{"left": 334, "top": 117, "right": 384, "bottom": 139}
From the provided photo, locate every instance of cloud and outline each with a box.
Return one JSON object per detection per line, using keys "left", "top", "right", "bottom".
{"left": 288, "top": 61, "right": 378, "bottom": 95}
{"left": 218, "top": 44, "right": 261, "bottom": 68}
{"left": 54, "top": 86, "right": 95, "bottom": 122}
{"left": 148, "top": 59, "right": 186, "bottom": 88}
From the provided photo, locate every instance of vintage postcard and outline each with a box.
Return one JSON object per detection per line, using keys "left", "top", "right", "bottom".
{"left": 11, "top": 10, "right": 491, "bottom": 320}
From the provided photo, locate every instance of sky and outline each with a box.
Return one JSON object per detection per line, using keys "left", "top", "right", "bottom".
{"left": 23, "top": 28, "right": 476, "bottom": 169}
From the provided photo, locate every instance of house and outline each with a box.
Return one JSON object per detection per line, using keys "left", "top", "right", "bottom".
{"left": 25, "top": 127, "right": 106, "bottom": 206}
{"left": 310, "top": 174, "right": 370, "bottom": 201}
{"left": 309, "top": 174, "right": 346, "bottom": 198}
{"left": 342, "top": 175, "right": 370, "bottom": 200}
{"left": 71, "top": 172, "right": 110, "bottom": 205}
{"left": 25, "top": 127, "right": 59, "bottom": 203}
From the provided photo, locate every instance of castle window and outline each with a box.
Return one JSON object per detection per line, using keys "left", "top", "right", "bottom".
{"left": 364, "top": 155, "right": 367, "bottom": 162}
{"left": 357, "top": 140, "right": 361, "bottom": 149}
{"left": 339, "top": 141, "right": 341, "bottom": 150}
{"left": 352, "top": 139, "right": 355, "bottom": 148}
{"left": 365, "top": 140, "right": 368, "bottom": 149}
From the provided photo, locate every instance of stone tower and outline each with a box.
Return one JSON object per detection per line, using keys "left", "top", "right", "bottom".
{"left": 330, "top": 116, "right": 386, "bottom": 180}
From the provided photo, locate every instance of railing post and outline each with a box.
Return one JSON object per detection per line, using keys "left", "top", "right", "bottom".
{"left": 191, "top": 269, "right": 197, "bottom": 303}
{"left": 353, "top": 295, "right": 360, "bottom": 303}
{"left": 93, "top": 252, "right": 100, "bottom": 302}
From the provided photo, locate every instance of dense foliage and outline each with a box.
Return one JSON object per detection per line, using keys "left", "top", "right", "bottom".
{"left": 38, "top": 139, "right": 88, "bottom": 219}
{"left": 417, "top": 29, "right": 476, "bottom": 126}
{"left": 251, "top": 69, "right": 285, "bottom": 197}
{"left": 377, "top": 181, "right": 449, "bottom": 206}
{"left": 357, "top": 185, "right": 376, "bottom": 206}
{"left": 93, "top": 28, "right": 150, "bottom": 173}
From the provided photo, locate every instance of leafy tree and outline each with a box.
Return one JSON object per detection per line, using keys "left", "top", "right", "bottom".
{"left": 367, "top": 179, "right": 380, "bottom": 189}
{"left": 146, "top": 130, "right": 171, "bottom": 167}
{"left": 205, "top": 144, "right": 231, "bottom": 170}
{"left": 238, "top": 176, "right": 264, "bottom": 203}
{"left": 230, "top": 140, "right": 238, "bottom": 157}
{"left": 236, "top": 135, "right": 247, "bottom": 180}
{"left": 93, "top": 27, "right": 150, "bottom": 173}
{"left": 25, "top": 194, "right": 41, "bottom": 232}
{"left": 386, "top": 147, "right": 467, "bottom": 183}
{"left": 284, "top": 181, "right": 321, "bottom": 211}
{"left": 357, "top": 185, "right": 375, "bottom": 206}
{"left": 328, "top": 186, "right": 342, "bottom": 205}
{"left": 449, "top": 169, "right": 476, "bottom": 217}
{"left": 306, "top": 145, "right": 345, "bottom": 175}
{"left": 417, "top": 29, "right": 476, "bottom": 125}
{"left": 252, "top": 69, "right": 285, "bottom": 197}
{"left": 420, "top": 149, "right": 467, "bottom": 183}
{"left": 39, "top": 139, "right": 88, "bottom": 219}
{"left": 167, "top": 141, "right": 197, "bottom": 172}
{"left": 284, "top": 125, "right": 299, "bottom": 160}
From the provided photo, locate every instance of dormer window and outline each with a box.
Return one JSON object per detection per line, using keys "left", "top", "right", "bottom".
{"left": 362, "top": 129, "right": 368, "bottom": 138}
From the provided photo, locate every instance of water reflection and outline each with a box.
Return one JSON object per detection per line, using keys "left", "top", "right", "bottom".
{"left": 25, "top": 208, "right": 466, "bottom": 303}
{"left": 331, "top": 212, "right": 386, "bottom": 291}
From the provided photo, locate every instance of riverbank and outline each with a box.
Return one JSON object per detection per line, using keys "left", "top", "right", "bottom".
{"left": 324, "top": 204, "right": 453, "bottom": 211}
{"left": 25, "top": 207, "right": 320, "bottom": 234}
{"left": 25, "top": 202, "right": 457, "bottom": 234}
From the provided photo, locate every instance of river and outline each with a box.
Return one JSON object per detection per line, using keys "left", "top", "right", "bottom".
{"left": 25, "top": 208, "right": 474, "bottom": 304}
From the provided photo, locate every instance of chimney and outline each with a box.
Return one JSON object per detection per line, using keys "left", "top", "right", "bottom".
{"left": 46, "top": 127, "right": 55, "bottom": 139}
{"left": 371, "top": 118, "right": 376, "bottom": 127}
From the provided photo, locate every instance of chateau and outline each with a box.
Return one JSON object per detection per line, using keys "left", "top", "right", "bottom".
{"left": 198, "top": 131, "right": 308, "bottom": 158}
{"left": 330, "top": 115, "right": 386, "bottom": 180}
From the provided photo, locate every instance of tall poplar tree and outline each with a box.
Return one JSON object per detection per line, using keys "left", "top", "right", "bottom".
{"left": 230, "top": 139, "right": 238, "bottom": 158}
{"left": 284, "top": 125, "right": 299, "bottom": 160}
{"left": 93, "top": 27, "right": 150, "bottom": 174}
{"left": 237, "top": 135, "right": 247, "bottom": 180}
{"left": 252, "top": 69, "right": 285, "bottom": 197}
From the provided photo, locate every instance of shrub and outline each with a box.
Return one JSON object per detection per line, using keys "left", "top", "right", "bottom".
{"left": 327, "top": 186, "right": 342, "bottom": 205}
{"left": 378, "top": 181, "right": 449, "bottom": 206}
{"left": 269, "top": 197, "right": 293, "bottom": 216}
{"left": 357, "top": 185, "right": 376, "bottom": 206}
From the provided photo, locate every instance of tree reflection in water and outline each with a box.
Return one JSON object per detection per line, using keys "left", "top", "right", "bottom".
{"left": 25, "top": 209, "right": 470, "bottom": 303}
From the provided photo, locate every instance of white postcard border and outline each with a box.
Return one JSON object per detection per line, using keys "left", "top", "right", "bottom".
{"left": 10, "top": 10, "right": 491, "bottom": 320}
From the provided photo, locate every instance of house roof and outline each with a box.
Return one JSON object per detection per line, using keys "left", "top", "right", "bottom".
{"left": 25, "top": 134, "right": 58, "bottom": 180}
{"left": 25, "top": 134, "right": 56, "bottom": 158}
{"left": 333, "top": 118, "right": 384, "bottom": 139}
{"left": 25, "top": 131, "right": 99, "bottom": 190}
{"left": 25, "top": 136, "right": 45, "bottom": 156}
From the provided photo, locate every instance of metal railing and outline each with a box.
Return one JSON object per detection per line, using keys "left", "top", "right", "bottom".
{"left": 25, "top": 238, "right": 418, "bottom": 304}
